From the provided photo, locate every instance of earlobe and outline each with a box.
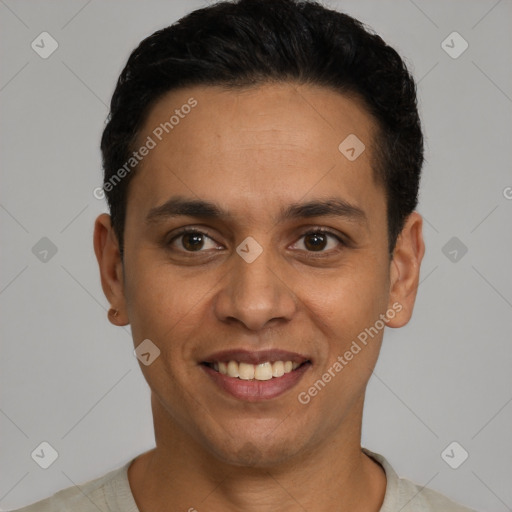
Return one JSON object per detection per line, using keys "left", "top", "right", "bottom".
{"left": 386, "top": 212, "right": 425, "bottom": 328}
{"left": 93, "top": 214, "right": 129, "bottom": 326}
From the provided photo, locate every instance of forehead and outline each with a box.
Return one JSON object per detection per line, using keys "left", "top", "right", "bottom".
{"left": 127, "top": 82, "right": 382, "bottom": 223}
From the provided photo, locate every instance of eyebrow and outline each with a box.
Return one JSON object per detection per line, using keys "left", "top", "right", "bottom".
{"left": 145, "top": 195, "right": 367, "bottom": 226}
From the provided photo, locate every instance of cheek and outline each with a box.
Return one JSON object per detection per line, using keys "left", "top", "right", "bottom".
{"left": 123, "top": 261, "right": 210, "bottom": 399}
{"left": 123, "top": 252, "right": 209, "bottom": 350}
{"left": 301, "top": 260, "right": 389, "bottom": 329}
{"left": 296, "top": 258, "right": 390, "bottom": 385}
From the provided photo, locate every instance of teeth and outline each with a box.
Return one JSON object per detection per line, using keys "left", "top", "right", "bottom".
{"left": 227, "top": 360, "right": 239, "bottom": 378}
{"left": 212, "top": 360, "right": 303, "bottom": 380}
{"left": 238, "top": 362, "right": 255, "bottom": 380}
{"left": 254, "top": 362, "right": 273, "bottom": 380}
{"left": 272, "top": 360, "right": 284, "bottom": 377}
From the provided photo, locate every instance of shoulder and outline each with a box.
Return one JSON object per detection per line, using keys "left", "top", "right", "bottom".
{"left": 362, "top": 447, "right": 478, "bottom": 512}
{"left": 8, "top": 459, "right": 137, "bottom": 512}
{"left": 394, "top": 476, "right": 478, "bottom": 512}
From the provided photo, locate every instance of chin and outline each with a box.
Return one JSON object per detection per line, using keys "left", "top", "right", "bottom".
{"left": 203, "top": 428, "right": 307, "bottom": 469}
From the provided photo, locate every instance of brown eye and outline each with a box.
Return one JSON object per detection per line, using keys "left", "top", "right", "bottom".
{"left": 292, "top": 229, "right": 344, "bottom": 253}
{"left": 181, "top": 232, "right": 206, "bottom": 251}
{"left": 168, "top": 229, "right": 219, "bottom": 252}
{"left": 304, "top": 232, "right": 328, "bottom": 251}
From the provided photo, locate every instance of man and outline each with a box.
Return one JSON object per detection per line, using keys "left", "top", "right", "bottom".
{"left": 12, "top": 0, "right": 477, "bottom": 510}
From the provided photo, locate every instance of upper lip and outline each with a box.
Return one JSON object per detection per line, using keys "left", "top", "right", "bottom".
{"left": 202, "top": 349, "right": 310, "bottom": 365}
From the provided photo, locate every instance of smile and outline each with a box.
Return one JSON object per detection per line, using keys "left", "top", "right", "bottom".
{"left": 201, "top": 349, "right": 312, "bottom": 401}
{"left": 205, "top": 360, "right": 304, "bottom": 380}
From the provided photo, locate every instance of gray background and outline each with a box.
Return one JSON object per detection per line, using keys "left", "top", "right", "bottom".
{"left": 1, "top": 0, "right": 511, "bottom": 510}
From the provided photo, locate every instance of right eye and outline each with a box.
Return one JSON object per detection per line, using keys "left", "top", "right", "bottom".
{"left": 167, "top": 228, "right": 222, "bottom": 252}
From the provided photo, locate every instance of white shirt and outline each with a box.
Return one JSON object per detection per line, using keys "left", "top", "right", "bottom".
{"left": 10, "top": 448, "right": 477, "bottom": 511}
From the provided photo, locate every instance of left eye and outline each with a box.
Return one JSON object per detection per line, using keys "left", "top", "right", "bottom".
{"left": 292, "top": 230, "right": 343, "bottom": 252}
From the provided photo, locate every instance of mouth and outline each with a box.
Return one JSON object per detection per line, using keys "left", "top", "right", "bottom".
{"left": 200, "top": 349, "right": 312, "bottom": 401}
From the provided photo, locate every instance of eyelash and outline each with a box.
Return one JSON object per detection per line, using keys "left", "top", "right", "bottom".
{"left": 166, "top": 227, "right": 346, "bottom": 255}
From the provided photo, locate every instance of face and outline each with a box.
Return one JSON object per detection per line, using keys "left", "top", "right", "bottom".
{"left": 95, "top": 82, "right": 424, "bottom": 467}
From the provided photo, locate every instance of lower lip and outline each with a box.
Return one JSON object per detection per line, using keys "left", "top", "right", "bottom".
{"left": 202, "top": 363, "right": 311, "bottom": 402}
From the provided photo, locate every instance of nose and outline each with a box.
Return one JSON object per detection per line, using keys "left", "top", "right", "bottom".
{"left": 213, "top": 243, "right": 298, "bottom": 332}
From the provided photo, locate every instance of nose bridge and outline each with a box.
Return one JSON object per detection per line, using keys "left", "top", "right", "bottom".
{"left": 214, "top": 238, "right": 297, "bottom": 330}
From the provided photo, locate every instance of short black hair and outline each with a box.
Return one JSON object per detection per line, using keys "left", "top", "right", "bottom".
{"left": 100, "top": 0, "right": 423, "bottom": 259}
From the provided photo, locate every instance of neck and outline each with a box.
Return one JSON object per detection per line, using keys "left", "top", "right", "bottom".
{"left": 128, "top": 394, "right": 386, "bottom": 512}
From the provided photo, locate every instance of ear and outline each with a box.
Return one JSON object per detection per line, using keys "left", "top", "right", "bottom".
{"left": 386, "top": 211, "right": 425, "bottom": 328}
{"left": 93, "top": 213, "right": 129, "bottom": 326}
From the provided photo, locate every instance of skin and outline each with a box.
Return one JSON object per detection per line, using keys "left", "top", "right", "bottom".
{"left": 94, "top": 82, "right": 424, "bottom": 512}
